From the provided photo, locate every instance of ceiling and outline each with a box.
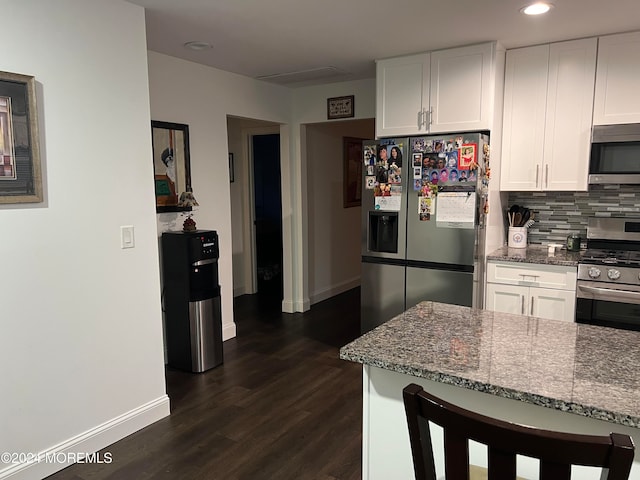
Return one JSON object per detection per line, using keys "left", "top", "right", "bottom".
{"left": 128, "top": 0, "right": 640, "bottom": 87}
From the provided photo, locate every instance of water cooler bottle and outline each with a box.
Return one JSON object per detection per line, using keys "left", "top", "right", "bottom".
{"left": 161, "top": 230, "right": 223, "bottom": 373}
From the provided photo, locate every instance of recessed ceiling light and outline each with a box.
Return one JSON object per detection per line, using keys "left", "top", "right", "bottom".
{"left": 184, "top": 41, "right": 212, "bottom": 51}
{"left": 521, "top": 2, "right": 553, "bottom": 15}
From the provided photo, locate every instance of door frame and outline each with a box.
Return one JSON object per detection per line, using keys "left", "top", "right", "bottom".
{"left": 241, "top": 126, "right": 282, "bottom": 295}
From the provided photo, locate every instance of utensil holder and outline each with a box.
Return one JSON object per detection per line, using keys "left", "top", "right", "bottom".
{"left": 508, "top": 227, "right": 527, "bottom": 249}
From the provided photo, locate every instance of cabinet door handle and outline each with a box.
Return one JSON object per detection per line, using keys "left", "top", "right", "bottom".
{"left": 530, "top": 296, "right": 534, "bottom": 316}
{"left": 545, "top": 164, "right": 549, "bottom": 188}
{"left": 418, "top": 108, "right": 428, "bottom": 129}
{"left": 428, "top": 106, "right": 433, "bottom": 126}
{"left": 521, "top": 295, "right": 525, "bottom": 315}
{"left": 535, "top": 165, "right": 540, "bottom": 188}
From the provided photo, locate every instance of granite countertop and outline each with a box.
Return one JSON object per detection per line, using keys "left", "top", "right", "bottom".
{"left": 487, "top": 245, "right": 582, "bottom": 267}
{"left": 340, "top": 301, "right": 640, "bottom": 428}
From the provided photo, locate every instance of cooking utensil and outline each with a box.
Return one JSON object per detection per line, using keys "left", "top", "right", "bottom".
{"left": 521, "top": 209, "right": 531, "bottom": 226}
{"left": 508, "top": 205, "right": 520, "bottom": 227}
{"left": 513, "top": 212, "right": 522, "bottom": 227}
{"left": 519, "top": 207, "right": 528, "bottom": 225}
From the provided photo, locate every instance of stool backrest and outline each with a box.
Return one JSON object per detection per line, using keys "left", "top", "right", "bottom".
{"left": 402, "top": 383, "right": 635, "bottom": 480}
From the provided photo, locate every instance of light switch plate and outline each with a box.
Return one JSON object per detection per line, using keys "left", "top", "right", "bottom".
{"left": 120, "top": 225, "right": 135, "bottom": 249}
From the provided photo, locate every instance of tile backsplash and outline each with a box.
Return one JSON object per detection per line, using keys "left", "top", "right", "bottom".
{"left": 508, "top": 185, "right": 640, "bottom": 246}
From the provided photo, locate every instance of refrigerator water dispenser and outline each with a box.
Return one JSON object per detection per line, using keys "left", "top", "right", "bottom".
{"left": 368, "top": 212, "right": 398, "bottom": 253}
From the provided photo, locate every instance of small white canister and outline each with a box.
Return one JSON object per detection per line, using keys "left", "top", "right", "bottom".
{"left": 508, "top": 226, "right": 527, "bottom": 249}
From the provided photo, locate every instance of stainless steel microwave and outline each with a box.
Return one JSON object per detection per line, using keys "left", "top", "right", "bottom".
{"left": 589, "top": 123, "right": 640, "bottom": 184}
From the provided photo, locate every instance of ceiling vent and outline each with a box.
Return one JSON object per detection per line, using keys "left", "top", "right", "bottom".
{"left": 256, "top": 66, "right": 350, "bottom": 85}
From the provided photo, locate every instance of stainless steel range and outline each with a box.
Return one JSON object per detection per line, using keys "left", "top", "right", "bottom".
{"left": 576, "top": 217, "right": 640, "bottom": 330}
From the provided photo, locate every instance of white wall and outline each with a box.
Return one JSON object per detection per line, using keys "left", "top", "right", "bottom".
{"left": 307, "top": 119, "right": 374, "bottom": 304}
{"left": 289, "top": 78, "right": 376, "bottom": 311}
{"left": 150, "top": 67, "right": 376, "bottom": 318}
{"left": 484, "top": 44, "right": 508, "bottom": 257}
{"left": 149, "top": 53, "right": 292, "bottom": 338}
{"left": 0, "top": 2, "right": 169, "bottom": 479}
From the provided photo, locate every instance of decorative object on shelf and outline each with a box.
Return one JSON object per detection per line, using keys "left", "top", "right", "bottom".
{"left": 182, "top": 215, "right": 196, "bottom": 232}
{"left": 152, "top": 120, "right": 191, "bottom": 213}
{"left": 0, "top": 70, "right": 42, "bottom": 204}
{"left": 343, "top": 137, "right": 363, "bottom": 208}
{"left": 327, "top": 95, "right": 355, "bottom": 120}
{"left": 178, "top": 189, "right": 199, "bottom": 232}
{"left": 228, "top": 153, "right": 234, "bottom": 183}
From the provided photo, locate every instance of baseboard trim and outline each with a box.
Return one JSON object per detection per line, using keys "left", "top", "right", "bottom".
{"left": 296, "top": 298, "right": 311, "bottom": 312}
{"left": 310, "top": 277, "right": 360, "bottom": 306}
{"left": 0, "top": 395, "right": 170, "bottom": 480}
{"left": 282, "top": 299, "right": 295, "bottom": 313}
{"left": 281, "top": 298, "right": 310, "bottom": 313}
{"left": 222, "top": 322, "right": 236, "bottom": 341}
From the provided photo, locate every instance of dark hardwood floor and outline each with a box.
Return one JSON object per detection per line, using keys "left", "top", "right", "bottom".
{"left": 46, "top": 288, "right": 363, "bottom": 480}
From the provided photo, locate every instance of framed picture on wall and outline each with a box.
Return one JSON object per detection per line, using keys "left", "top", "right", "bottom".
{"left": 151, "top": 120, "right": 192, "bottom": 212}
{"left": 327, "top": 95, "right": 355, "bottom": 120}
{"left": 0, "top": 70, "right": 42, "bottom": 204}
{"left": 343, "top": 137, "right": 363, "bottom": 208}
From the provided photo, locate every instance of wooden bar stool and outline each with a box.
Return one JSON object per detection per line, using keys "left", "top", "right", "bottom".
{"left": 403, "top": 383, "right": 635, "bottom": 480}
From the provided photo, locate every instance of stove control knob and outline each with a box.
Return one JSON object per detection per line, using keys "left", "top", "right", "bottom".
{"left": 607, "top": 269, "right": 621, "bottom": 280}
{"left": 588, "top": 267, "right": 601, "bottom": 279}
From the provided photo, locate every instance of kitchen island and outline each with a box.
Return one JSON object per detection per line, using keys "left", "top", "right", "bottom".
{"left": 340, "top": 302, "right": 640, "bottom": 479}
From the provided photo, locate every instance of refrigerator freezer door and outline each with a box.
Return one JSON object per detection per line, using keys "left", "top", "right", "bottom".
{"left": 361, "top": 261, "right": 406, "bottom": 334}
{"left": 406, "top": 266, "right": 473, "bottom": 311}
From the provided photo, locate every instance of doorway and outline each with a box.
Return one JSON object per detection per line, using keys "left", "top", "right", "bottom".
{"left": 252, "top": 134, "right": 283, "bottom": 298}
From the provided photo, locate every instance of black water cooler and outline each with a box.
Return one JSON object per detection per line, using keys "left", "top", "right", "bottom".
{"left": 161, "top": 230, "right": 223, "bottom": 373}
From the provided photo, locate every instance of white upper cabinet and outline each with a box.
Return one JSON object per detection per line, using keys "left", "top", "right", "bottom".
{"left": 430, "top": 43, "right": 493, "bottom": 133}
{"left": 376, "top": 53, "right": 430, "bottom": 137}
{"left": 500, "top": 44, "right": 549, "bottom": 191}
{"left": 593, "top": 31, "right": 640, "bottom": 125}
{"left": 543, "top": 39, "right": 597, "bottom": 190}
{"left": 500, "top": 38, "right": 597, "bottom": 192}
{"left": 375, "top": 43, "right": 496, "bottom": 138}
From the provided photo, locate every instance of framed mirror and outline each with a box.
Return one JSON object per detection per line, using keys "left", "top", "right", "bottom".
{"left": 151, "top": 120, "right": 191, "bottom": 213}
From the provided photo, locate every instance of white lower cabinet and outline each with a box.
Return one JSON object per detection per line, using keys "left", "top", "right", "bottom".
{"left": 529, "top": 286, "right": 575, "bottom": 321}
{"left": 486, "top": 283, "right": 529, "bottom": 315}
{"left": 485, "top": 261, "right": 577, "bottom": 322}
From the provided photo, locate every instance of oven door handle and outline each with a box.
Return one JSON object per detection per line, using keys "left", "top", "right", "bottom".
{"left": 578, "top": 285, "right": 640, "bottom": 305}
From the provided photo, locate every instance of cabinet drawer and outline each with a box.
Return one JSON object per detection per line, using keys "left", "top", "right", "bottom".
{"left": 487, "top": 261, "right": 576, "bottom": 290}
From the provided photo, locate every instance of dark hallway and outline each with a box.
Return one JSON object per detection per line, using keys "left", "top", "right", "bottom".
{"left": 253, "top": 133, "right": 283, "bottom": 299}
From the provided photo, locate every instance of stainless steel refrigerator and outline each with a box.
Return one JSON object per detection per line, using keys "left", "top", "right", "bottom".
{"left": 361, "top": 133, "right": 488, "bottom": 333}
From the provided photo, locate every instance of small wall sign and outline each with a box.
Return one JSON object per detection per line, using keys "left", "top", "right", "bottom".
{"left": 327, "top": 95, "right": 355, "bottom": 120}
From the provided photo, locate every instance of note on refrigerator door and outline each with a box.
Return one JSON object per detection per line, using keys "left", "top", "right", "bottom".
{"left": 374, "top": 183, "right": 402, "bottom": 211}
{"left": 375, "top": 195, "right": 401, "bottom": 211}
{"left": 435, "top": 192, "right": 475, "bottom": 229}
